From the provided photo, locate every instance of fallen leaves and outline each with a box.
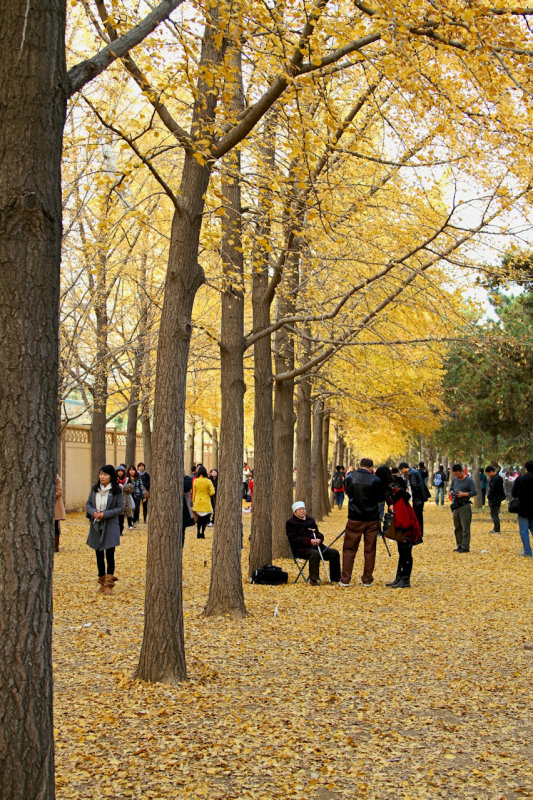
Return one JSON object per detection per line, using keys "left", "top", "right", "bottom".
{"left": 53, "top": 506, "right": 533, "bottom": 799}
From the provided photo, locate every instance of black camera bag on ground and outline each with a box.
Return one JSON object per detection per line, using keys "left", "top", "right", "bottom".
{"left": 251, "top": 565, "right": 288, "bottom": 585}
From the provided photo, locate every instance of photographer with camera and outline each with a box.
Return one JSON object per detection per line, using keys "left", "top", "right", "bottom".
{"left": 449, "top": 464, "right": 477, "bottom": 553}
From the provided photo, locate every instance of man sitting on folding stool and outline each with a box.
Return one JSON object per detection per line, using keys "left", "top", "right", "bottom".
{"left": 286, "top": 501, "right": 341, "bottom": 585}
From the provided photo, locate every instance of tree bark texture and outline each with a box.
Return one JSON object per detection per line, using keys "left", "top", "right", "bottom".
{"left": 204, "top": 45, "right": 247, "bottom": 617}
{"left": 0, "top": 1, "right": 67, "bottom": 797}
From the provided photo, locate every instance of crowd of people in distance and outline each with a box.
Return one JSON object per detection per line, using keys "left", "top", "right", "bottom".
{"left": 287, "top": 458, "right": 533, "bottom": 588}
{"left": 79, "top": 452, "right": 531, "bottom": 595}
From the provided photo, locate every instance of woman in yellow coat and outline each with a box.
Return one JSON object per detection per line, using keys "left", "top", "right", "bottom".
{"left": 192, "top": 465, "right": 216, "bottom": 538}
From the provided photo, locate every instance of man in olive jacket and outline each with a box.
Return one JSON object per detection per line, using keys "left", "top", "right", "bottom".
{"left": 341, "top": 458, "right": 384, "bottom": 586}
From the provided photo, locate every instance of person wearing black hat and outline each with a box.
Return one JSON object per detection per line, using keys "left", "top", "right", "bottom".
{"left": 86, "top": 465, "right": 124, "bottom": 594}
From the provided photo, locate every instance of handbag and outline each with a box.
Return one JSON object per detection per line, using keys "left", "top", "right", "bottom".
{"left": 508, "top": 497, "right": 521, "bottom": 514}
{"left": 251, "top": 565, "right": 288, "bottom": 585}
{"left": 382, "top": 509, "right": 406, "bottom": 542}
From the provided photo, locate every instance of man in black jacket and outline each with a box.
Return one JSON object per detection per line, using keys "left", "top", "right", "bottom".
{"left": 286, "top": 501, "right": 341, "bottom": 585}
{"left": 341, "top": 458, "right": 384, "bottom": 586}
{"left": 485, "top": 465, "right": 505, "bottom": 534}
{"left": 511, "top": 461, "right": 533, "bottom": 557}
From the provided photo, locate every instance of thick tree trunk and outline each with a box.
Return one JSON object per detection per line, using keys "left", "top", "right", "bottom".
{"left": 311, "top": 399, "right": 324, "bottom": 520}
{"left": 0, "top": 1, "right": 66, "bottom": 796}
{"left": 272, "top": 375, "right": 295, "bottom": 558}
{"left": 204, "top": 45, "right": 247, "bottom": 617}
{"left": 135, "top": 152, "right": 212, "bottom": 681}
{"left": 295, "top": 379, "right": 313, "bottom": 512}
{"left": 248, "top": 116, "right": 276, "bottom": 576}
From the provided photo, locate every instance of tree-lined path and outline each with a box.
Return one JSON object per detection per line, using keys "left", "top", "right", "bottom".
{"left": 53, "top": 505, "right": 532, "bottom": 800}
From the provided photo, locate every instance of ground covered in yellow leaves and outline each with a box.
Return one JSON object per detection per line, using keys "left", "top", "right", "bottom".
{"left": 53, "top": 503, "right": 532, "bottom": 800}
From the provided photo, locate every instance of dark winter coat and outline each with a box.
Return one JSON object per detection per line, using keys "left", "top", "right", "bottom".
{"left": 511, "top": 472, "right": 533, "bottom": 519}
{"left": 345, "top": 468, "right": 384, "bottom": 521}
{"left": 487, "top": 473, "right": 505, "bottom": 504}
{"left": 286, "top": 514, "right": 324, "bottom": 556}
{"left": 86, "top": 487, "right": 124, "bottom": 551}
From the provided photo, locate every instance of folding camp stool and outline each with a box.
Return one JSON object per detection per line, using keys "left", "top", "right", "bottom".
{"left": 289, "top": 545, "right": 309, "bottom": 584}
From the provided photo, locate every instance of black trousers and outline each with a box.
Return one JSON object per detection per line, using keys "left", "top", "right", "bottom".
{"left": 96, "top": 547, "right": 115, "bottom": 577}
{"left": 396, "top": 541, "right": 413, "bottom": 580}
{"left": 296, "top": 546, "right": 341, "bottom": 582}
{"left": 489, "top": 501, "right": 501, "bottom": 532}
{"left": 197, "top": 514, "right": 211, "bottom": 537}
{"left": 142, "top": 498, "right": 148, "bottom": 523}
{"left": 414, "top": 502, "right": 424, "bottom": 535}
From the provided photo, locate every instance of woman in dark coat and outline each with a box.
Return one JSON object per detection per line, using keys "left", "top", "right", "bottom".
{"left": 379, "top": 466, "right": 422, "bottom": 589}
{"left": 86, "top": 465, "right": 124, "bottom": 594}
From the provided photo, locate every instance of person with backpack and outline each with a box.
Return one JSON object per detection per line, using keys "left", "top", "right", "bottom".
{"left": 331, "top": 465, "right": 346, "bottom": 509}
{"left": 433, "top": 465, "right": 447, "bottom": 506}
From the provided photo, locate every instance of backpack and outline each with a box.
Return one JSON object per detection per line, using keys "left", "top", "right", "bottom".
{"left": 332, "top": 472, "right": 344, "bottom": 491}
{"left": 434, "top": 472, "right": 443, "bottom": 487}
{"left": 251, "top": 565, "right": 288, "bottom": 585}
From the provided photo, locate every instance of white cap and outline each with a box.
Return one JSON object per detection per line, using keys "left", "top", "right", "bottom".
{"left": 292, "top": 501, "right": 305, "bottom": 513}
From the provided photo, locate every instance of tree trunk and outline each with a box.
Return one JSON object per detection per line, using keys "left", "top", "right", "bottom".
{"left": 295, "top": 378, "right": 313, "bottom": 512}
{"left": 212, "top": 427, "right": 219, "bottom": 469}
{"left": 136, "top": 159, "right": 209, "bottom": 681}
{"left": 472, "top": 452, "right": 482, "bottom": 508}
{"left": 272, "top": 242, "right": 301, "bottom": 559}
{"left": 125, "top": 256, "right": 149, "bottom": 466}
{"left": 204, "top": 44, "right": 247, "bottom": 617}
{"left": 0, "top": 1, "right": 66, "bottom": 796}
{"left": 125, "top": 371, "right": 140, "bottom": 467}
{"left": 311, "top": 398, "right": 324, "bottom": 520}
{"left": 321, "top": 410, "right": 331, "bottom": 515}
